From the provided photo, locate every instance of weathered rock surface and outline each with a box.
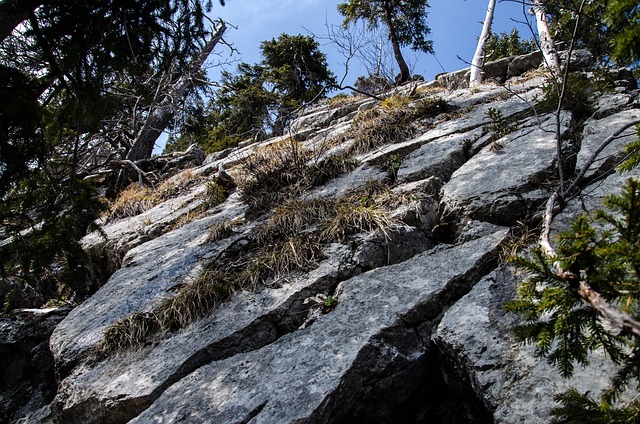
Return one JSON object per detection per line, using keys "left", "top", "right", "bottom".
{"left": 130, "top": 230, "right": 507, "bottom": 423}
{"left": 439, "top": 112, "right": 571, "bottom": 230}
{"left": 10, "top": 53, "right": 640, "bottom": 423}
{"left": 435, "top": 267, "right": 615, "bottom": 424}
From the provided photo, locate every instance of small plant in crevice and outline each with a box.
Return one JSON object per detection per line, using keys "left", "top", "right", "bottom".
{"left": 208, "top": 218, "right": 243, "bottom": 242}
{"left": 461, "top": 136, "right": 479, "bottom": 160}
{"left": 387, "top": 153, "right": 401, "bottom": 182}
{"left": 322, "top": 295, "right": 338, "bottom": 312}
{"left": 483, "top": 107, "right": 517, "bottom": 152}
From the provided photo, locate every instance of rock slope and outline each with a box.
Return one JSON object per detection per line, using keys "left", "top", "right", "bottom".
{"left": 12, "top": 53, "right": 640, "bottom": 423}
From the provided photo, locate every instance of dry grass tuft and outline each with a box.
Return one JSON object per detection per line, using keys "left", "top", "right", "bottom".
{"left": 156, "top": 269, "right": 234, "bottom": 330}
{"left": 107, "top": 184, "right": 155, "bottom": 221}
{"left": 98, "top": 312, "right": 159, "bottom": 353}
{"left": 256, "top": 198, "right": 334, "bottom": 243}
{"left": 208, "top": 219, "right": 242, "bottom": 242}
{"left": 241, "top": 236, "right": 323, "bottom": 287}
{"left": 321, "top": 200, "right": 400, "bottom": 242}
{"left": 239, "top": 138, "right": 310, "bottom": 213}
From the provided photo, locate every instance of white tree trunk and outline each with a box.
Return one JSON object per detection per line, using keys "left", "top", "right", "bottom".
{"left": 470, "top": 0, "right": 497, "bottom": 88}
{"left": 532, "top": 0, "right": 560, "bottom": 69}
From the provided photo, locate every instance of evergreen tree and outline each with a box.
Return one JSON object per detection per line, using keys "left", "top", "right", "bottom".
{"left": 506, "top": 177, "right": 640, "bottom": 421}
{"left": 0, "top": 0, "right": 227, "bottom": 306}
{"left": 179, "top": 34, "right": 335, "bottom": 152}
{"left": 337, "top": 0, "right": 433, "bottom": 84}
{"left": 484, "top": 29, "right": 537, "bottom": 60}
{"left": 545, "top": 0, "right": 640, "bottom": 66}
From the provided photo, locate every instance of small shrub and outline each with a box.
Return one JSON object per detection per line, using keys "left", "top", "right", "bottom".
{"left": 322, "top": 295, "right": 338, "bottom": 312}
{"left": 538, "top": 73, "right": 594, "bottom": 122}
{"left": 381, "top": 95, "right": 411, "bottom": 111}
{"left": 202, "top": 181, "right": 227, "bottom": 209}
{"left": 483, "top": 107, "right": 517, "bottom": 151}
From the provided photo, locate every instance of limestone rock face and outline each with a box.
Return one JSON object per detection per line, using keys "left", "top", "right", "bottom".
{"left": 9, "top": 51, "right": 640, "bottom": 424}
{"left": 439, "top": 112, "right": 571, "bottom": 230}
{"left": 130, "top": 230, "right": 508, "bottom": 424}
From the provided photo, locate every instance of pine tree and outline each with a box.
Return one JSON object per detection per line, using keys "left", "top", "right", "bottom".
{"left": 337, "top": 0, "right": 433, "bottom": 84}
{"left": 506, "top": 178, "right": 640, "bottom": 421}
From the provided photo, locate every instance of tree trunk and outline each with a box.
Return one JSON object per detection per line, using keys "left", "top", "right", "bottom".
{"left": 381, "top": 0, "right": 410, "bottom": 84}
{"left": 0, "top": 0, "right": 45, "bottom": 43}
{"left": 126, "top": 22, "right": 227, "bottom": 161}
{"left": 469, "top": 0, "right": 497, "bottom": 88}
{"left": 532, "top": 0, "right": 560, "bottom": 69}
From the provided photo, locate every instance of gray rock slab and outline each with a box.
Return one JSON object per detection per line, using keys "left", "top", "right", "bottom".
{"left": 51, "top": 245, "right": 356, "bottom": 424}
{"left": 397, "top": 128, "right": 484, "bottom": 183}
{"left": 129, "top": 230, "right": 508, "bottom": 424}
{"left": 435, "top": 267, "right": 615, "bottom": 423}
{"left": 439, "top": 113, "right": 570, "bottom": 227}
{"left": 51, "top": 195, "right": 247, "bottom": 376}
{"left": 576, "top": 108, "right": 640, "bottom": 181}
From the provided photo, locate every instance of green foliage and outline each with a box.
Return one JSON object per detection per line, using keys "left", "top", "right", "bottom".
{"left": 483, "top": 107, "right": 517, "bottom": 151}
{"left": 322, "top": 295, "right": 338, "bottom": 311}
{"left": 546, "top": 0, "right": 639, "bottom": 66}
{"left": 605, "top": 0, "right": 640, "bottom": 65}
{"left": 181, "top": 34, "right": 336, "bottom": 149}
{"left": 484, "top": 29, "right": 536, "bottom": 60}
{"left": 506, "top": 178, "right": 640, "bottom": 420}
{"left": 539, "top": 73, "right": 594, "bottom": 123}
{"left": 0, "top": 0, "right": 224, "bottom": 305}
{"left": 618, "top": 125, "right": 640, "bottom": 172}
{"left": 338, "top": 0, "right": 433, "bottom": 82}
{"left": 337, "top": 0, "right": 433, "bottom": 53}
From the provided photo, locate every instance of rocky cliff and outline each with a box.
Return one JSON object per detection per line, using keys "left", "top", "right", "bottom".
{"left": 7, "top": 51, "right": 640, "bottom": 423}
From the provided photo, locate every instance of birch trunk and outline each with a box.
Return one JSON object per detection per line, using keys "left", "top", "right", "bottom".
{"left": 469, "top": 0, "right": 497, "bottom": 88}
{"left": 532, "top": 0, "right": 560, "bottom": 69}
{"left": 126, "top": 22, "right": 227, "bottom": 161}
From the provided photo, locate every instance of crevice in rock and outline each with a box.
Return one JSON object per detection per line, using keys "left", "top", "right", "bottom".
{"left": 309, "top": 242, "right": 503, "bottom": 423}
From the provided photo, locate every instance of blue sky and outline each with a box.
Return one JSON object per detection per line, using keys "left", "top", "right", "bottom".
{"left": 158, "top": 0, "right": 536, "bottom": 153}
{"left": 207, "top": 0, "right": 535, "bottom": 84}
